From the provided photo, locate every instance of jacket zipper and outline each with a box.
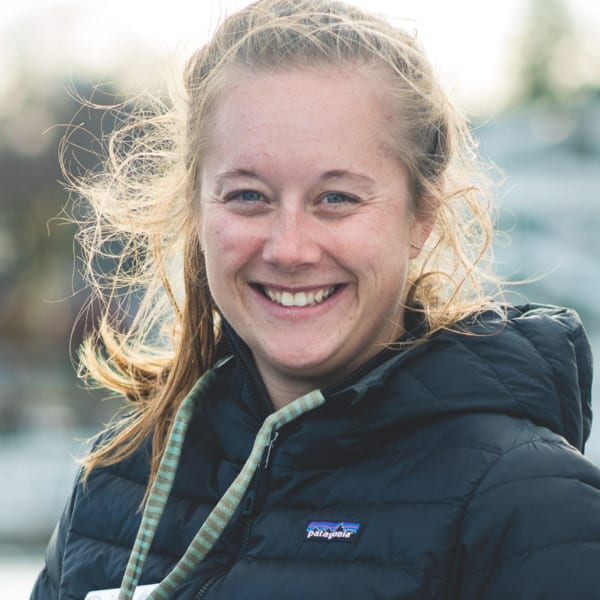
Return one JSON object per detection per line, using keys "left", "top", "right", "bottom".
{"left": 264, "top": 431, "right": 279, "bottom": 469}
{"left": 193, "top": 571, "right": 226, "bottom": 599}
{"left": 193, "top": 431, "right": 280, "bottom": 598}
{"left": 239, "top": 431, "right": 279, "bottom": 553}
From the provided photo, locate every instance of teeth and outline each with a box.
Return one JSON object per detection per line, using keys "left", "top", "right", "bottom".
{"left": 264, "top": 286, "right": 336, "bottom": 307}
{"left": 281, "top": 291, "right": 294, "bottom": 307}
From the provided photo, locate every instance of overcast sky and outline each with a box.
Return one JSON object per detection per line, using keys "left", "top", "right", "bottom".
{"left": 1, "top": 0, "right": 599, "bottom": 113}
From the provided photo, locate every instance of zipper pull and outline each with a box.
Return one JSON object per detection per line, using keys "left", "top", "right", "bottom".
{"left": 242, "top": 490, "right": 256, "bottom": 516}
{"left": 263, "top": 431, "right": 279, "bottom": 469}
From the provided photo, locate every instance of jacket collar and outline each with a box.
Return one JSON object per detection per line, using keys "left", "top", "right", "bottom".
{"left": 219, "top": 308, "right": 427, "bottom": 412}
{"left": 212, "top": 304, "right": 593, "bottom": 459}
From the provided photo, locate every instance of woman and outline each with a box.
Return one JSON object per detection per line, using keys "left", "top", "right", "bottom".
{"left": 32, "top": 1, "right": 600, "bottom": 599}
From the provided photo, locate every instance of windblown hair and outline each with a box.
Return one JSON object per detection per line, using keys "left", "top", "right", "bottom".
{"left": 69, "top": 0, "right": 499, "bottom": 482}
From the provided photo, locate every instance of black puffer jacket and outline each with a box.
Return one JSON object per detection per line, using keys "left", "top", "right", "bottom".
{"left": 31, "top": 305, "right": 600, "bottom": 599}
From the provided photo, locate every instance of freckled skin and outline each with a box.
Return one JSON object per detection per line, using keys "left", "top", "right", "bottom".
{"left": 199, "top": 67, "right": 430, "bottom": 408}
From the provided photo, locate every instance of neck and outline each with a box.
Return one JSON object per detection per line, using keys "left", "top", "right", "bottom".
{"left": 260, "top": 368, "right": 321, "bottom": 411}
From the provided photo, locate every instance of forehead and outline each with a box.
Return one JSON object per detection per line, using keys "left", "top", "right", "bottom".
{"left": 205, "top": 66, "right": 393, "bottom": 157}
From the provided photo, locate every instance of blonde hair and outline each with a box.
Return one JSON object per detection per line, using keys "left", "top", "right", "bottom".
{"left": 69, "top": 0, "right": 498, "bottom": 482}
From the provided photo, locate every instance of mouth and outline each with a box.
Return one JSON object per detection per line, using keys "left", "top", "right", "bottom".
{"left": 253, "top": 284, "right": 342, "bottom": 307}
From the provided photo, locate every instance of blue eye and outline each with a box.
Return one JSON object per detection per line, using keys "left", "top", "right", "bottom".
{"left": 222, "top": 188, "right": 269, "bottom": 215}
{"left": 322, "top": 192, "right": 353, "bottom": 204}
{"left": 234, "top": 190, "right": 262, "bottom": 202}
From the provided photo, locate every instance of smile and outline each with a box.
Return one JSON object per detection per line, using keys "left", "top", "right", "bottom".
{"left": 260, "top": 285, "right": 338, "bottom": 307}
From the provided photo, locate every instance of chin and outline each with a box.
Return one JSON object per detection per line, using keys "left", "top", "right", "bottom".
{"left": 271, "top": 354, "right": 341, "bottom": 382}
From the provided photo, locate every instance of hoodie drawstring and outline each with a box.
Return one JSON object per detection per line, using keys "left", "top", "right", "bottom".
{"left": 119, "top": 370, "right": 325, "bottom": 600}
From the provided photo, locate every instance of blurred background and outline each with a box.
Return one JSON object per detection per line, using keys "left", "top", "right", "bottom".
{"left": 1, "top": 0, "right": 599, "bottom": 595}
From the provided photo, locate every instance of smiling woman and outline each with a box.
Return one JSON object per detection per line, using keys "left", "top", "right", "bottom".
{"left": 200, "top": 67, "right": 429, "bottom": 407}
{"left": 30, "top": 1, "right": 600, "bottom": 599}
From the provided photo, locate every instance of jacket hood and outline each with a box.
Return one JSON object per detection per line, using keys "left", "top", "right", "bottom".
{"left": 325, "top": 304, "right": 593, "bottom": 452}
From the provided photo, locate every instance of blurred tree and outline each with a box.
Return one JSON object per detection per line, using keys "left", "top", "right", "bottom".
{"left": 0, "top": 72, "right": 126, "bottom": 429}
{"left": 500, "top": 0, "right": 600, "bottom": 159}
{"left": 512, "top": 0, "right": 598, "bottom": 107}
{"left": 516, "top": 0, "right": 574, "bottom": 104}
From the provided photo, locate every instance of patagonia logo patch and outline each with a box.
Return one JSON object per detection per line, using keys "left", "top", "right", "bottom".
{"left": 305, "top": 520, "right": 361, "bottom": 542}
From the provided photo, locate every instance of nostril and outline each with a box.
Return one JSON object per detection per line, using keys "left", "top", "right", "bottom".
{"left": 262, "top": 222, "right": 321, "bottom": 269}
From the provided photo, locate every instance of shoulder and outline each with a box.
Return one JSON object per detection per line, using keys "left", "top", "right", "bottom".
{"left": 30, "top": 458, "right": 141, "bottom": 599}
{"left": 466, "top": 423, "right": 600, "bottom": 524}
{"left": 32, "top": 457, "right": 151, "bottom": 598}
{"left": 457, "top": 425, "right": 600, "bottom": 599}
{"left": 30, "top": 472, "right": 78, "bottom": 599}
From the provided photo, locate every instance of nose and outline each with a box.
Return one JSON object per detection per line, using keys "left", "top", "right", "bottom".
{"left": 262, "top": 202, "right": 321, "bottom": 271}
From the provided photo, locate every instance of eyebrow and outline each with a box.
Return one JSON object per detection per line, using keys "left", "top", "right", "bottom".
{"left": 214, "top": 168, "right": 376, "bottom": 187}
{"left": 318, "top": 169, "right": 376, "bottom": 187}
{"left": 214, "top": 168, "right": 261, "bottom": 184}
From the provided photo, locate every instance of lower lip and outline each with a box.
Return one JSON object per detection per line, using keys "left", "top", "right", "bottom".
{"left": 250, "top": 285, "right": 347, "bottom": 319}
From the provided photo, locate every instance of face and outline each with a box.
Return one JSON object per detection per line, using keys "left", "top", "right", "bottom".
{"left": 199, "top": 67, "right": 430, "bottom": 405}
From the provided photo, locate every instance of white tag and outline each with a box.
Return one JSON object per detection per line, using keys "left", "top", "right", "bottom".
{"left": 84, "top": 583, "right": 158, "bottom": 600}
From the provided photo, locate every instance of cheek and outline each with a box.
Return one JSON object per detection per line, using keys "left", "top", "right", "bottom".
{"left": 199, "top": 211, "right": 227, "bottom": 282}
{"left": 200, "top": 208, "right": 231, "bottom": 255}
{"left": 201, "top": 211, "right": 262, "bottom": 278}
{"left": 203, "top": 229, "right": 233, "bottom": 286}
{"left": 202, "top": 226, "right": 238, "bottom": 309}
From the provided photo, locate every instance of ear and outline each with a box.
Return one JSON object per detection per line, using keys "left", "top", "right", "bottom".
{"left": 409, "top": 215, "right": 434, "bottom": 259}
{"left": 409, "top": 183, "right": 440, "bottom": 258}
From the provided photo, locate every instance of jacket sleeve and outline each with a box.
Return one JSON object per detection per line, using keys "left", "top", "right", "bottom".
{"left": 29, "top": 474, "right": 78, "bottom": 600}
{"left": 457, "top": 438, "right": 600, "bottom": 600}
